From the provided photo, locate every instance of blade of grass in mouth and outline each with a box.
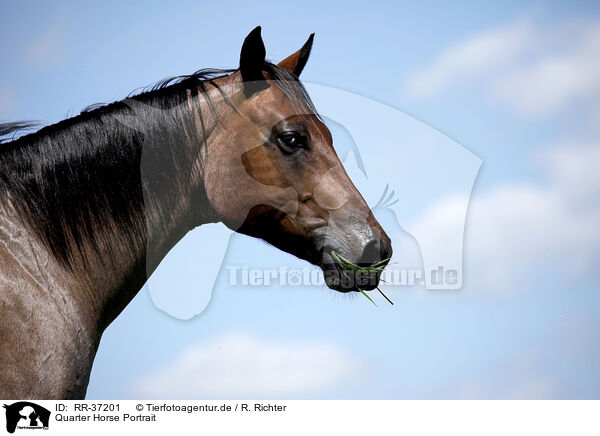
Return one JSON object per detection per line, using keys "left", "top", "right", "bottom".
{"left": 359, "top": 289, "right": 377, "bottom": 306}
{"left": 330, "top": 251, "right": 390, "bottom": 272}
{"left": 331, "top": 250, "right": 394, "bottom": 305}
{"left": 377, "top": 287, "right": 394, "bottom": 305}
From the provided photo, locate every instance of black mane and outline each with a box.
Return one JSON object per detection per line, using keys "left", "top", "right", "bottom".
{"left": 0, "top": 63, "right": 315, "bottom": 269}
{"left": 0, "top": 121, "right": 40, "bottom": 144}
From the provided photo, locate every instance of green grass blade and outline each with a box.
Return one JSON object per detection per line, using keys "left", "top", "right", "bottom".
{"left": 358, "top": 288, "right": 377, "bottom": 307}
{"left": 331, "top": 250, "right": 393, "bottom": 306}
{"left": 377, "top": 287, "right": 394, "bottom": 305}
{"left": 360, "top": 289, "right": 377, "bottom": 306}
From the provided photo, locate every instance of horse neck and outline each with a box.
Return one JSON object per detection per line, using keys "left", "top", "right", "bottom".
{"left": 2, "top": 82, "right": 230, "bottom": 332}
{"left": 91, "top": 84, "right": 231, "bottom": 327}
{"left": 0, "top": 78, "right": 238, "bottom": 399}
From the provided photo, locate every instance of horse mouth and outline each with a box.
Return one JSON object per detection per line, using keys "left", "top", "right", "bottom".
{"left": 320, "top": 250, "right": 388, "bottom": 293}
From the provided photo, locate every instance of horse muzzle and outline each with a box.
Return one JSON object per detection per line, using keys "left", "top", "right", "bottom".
{"left": 320, "top": 234, "right": 393, "bottom": 293}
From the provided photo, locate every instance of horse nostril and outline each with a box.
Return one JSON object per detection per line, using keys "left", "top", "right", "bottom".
{"left": 357, "top": 239, "right": 381, "bottom": 267}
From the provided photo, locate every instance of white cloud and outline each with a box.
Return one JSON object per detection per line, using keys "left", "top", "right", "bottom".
{"left": 493, "top": 23, "right": 600, "bottom": 116}
{"left": 410, "top": 140, "right": 600, "bottom": 290}
{"left": 404, "top": 18, "right": 600, "bottom": 117}
{"left": 129, "top": 332, "right": 360, "bottom": 398}
{"left": 405, "top": 20, "right": 534, "bottom": 99}
{"left": 541, "top": 140, "right": 600, "bottom": 203}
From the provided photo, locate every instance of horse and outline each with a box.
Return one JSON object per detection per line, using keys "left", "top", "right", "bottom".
{"left": 0, "top": 26, "right": 392, "bottom": 399}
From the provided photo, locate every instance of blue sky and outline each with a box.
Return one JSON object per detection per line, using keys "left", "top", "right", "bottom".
{"left": 1, "top": 0, "right": 600, "bottom": 399}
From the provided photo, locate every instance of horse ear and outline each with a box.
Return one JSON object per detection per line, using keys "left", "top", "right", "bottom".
{"left": 278, "top": 33, "right": 315, "bottom": 77}
{"left": 240, "top": 26, "right": 266, "bottom": 83}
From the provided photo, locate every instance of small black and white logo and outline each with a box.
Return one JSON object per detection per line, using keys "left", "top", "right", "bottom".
{"left": 3, "top": 402, "right": 50, "bottom": 433}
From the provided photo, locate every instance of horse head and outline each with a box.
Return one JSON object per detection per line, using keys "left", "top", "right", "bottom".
{"left": 202, "top": 27, "right": 392, "bottom": 293}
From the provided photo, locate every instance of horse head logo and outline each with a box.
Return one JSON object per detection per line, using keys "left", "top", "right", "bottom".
{"left": 3, "top": 402, "right": 50, "bottom": 433}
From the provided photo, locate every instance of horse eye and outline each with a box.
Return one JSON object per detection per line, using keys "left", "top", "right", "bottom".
{"left": 276, "top": 132, "right": 306, "bottom": 153}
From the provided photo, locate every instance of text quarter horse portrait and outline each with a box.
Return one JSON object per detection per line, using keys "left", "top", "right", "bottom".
{"left": 0, "top": 27, "right": 392, "bottom": 399}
